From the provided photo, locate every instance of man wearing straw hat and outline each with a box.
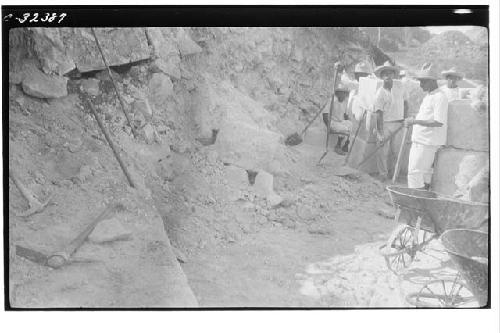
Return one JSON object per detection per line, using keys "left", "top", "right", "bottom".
{"left": 371, "top": 60, "right": 402, "bottom": 181}
{"left": 322, "top": 83, "right": 352, "bottom": 155}
{"left": 404, "top": 63, "right": 448, "bottom": 189}
{"left": 440, "top": 67, "right": 464, "bottom": 101}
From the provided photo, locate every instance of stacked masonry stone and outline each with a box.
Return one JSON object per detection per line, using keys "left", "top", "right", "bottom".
{"left": 432, "top": 99, "right": 489, "bottom": 202}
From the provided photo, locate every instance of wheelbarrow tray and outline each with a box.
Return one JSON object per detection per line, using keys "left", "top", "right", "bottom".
{"left": 387, "top": 186, "right": 489, "bottom": 235}
{"left": 441, "top": 229, "right": 489, "bottom": 307}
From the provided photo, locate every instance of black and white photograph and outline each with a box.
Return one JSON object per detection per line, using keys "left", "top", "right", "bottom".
{"left": 1, "top": 4, "right": 498, "bottom": 327}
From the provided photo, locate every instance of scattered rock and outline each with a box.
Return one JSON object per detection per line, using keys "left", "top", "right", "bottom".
{"left": 80, "top": 78, "right": 100, "bottom": 96}
{"left": 73, "top": 165, "right": 93, "bottom": 183}
{"left": 21, "top": 66, "right": 68, "bottom": 99}
{"left": 176, "top": 29, "right": 203, "bottom": 56}
{"left": 224, "top": 165, "right": 249, "bottom": 189}
{"left": 267, "top": 192, "right": 283, "bottom": 207}
{"left": 143, "top": 123, "right": 156, "bottom": 144}
{"left": 377, "top": 207, "right": 395, "bottom": 220}
{"left": 88, "top": 217, "right": 132, "bottom": 243}
{"left": 148, "top": 73, "right": 173, "bottom": 107}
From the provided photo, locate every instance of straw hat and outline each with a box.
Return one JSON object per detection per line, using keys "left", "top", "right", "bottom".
{"left": 414, "top": 63, "right": 440, "bottom": 81}
{"left": 334, "top": 83, "right": 350, "bottom": 93}
{"left": 354, "top": 62, "right": 372, "bottom": 74}
{"left": 441, "top": 67, "right": 464, "bottom": 79}
{"left": 374, "top": 61, "right": 399, "bottom": 78}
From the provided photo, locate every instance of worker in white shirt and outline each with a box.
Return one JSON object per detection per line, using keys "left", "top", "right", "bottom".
{"left": 404, "top": 63, "right": 448, "bottom": 189}
{"left": 440, "top": 67, "right": 463, "bottom": 102}
{"left": 322, "top": 83, "right": 352, "bottom": 155}
{"left": 372, "top": 61, "right": 403, "bottom": 181}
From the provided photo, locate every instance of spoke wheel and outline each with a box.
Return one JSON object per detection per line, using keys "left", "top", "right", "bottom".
{"left": 380, "top": 225, "right": 417, "bottom": 273}
{"left": 406, "top": 277, "right": 477, "bottom": 308}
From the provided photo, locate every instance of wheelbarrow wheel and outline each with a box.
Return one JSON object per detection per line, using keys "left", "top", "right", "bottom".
{"left": 379, "top": 225, "right": 417, "bottom": 273}
{"left": 406, "top": 277, "right": 477, "bottom": 308}
{"left": 379, "top": 225, "right": 434, "bottom": 273}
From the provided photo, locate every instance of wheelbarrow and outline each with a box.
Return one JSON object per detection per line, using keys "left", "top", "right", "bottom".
{"left": 379, "top": 186, "right": 488, "bottom": 273}
{"left": 405, "top": 229, "right": 488, "bottom": 307}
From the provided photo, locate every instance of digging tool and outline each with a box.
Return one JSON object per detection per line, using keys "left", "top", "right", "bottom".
{"left": 90, "top": 27, "right": 138, "bottom": 138}
{"left": 392, "top": 126, "right": 410, "bottom": 184}
{"left": 317, "top": 62, "right": 343, "bottom": 164}
{"left": 284, "top": 99, "right": 330, "bottom": 146}
{"left": 16, "top": 203, "right": 124, "bottom": 269}
{"left": 343, "top": 110, "right": 366, "bottom": 166}
{"left": 10, "top": 169, "right": 53, "bottom": 217}
{"left": 84, "top": 96, "right": 137, "bottom": 188}
{"left": 357, "top": 124, "right": 404, "bottom": 169}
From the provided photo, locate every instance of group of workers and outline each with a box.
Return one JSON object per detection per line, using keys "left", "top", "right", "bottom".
{"left": 322, "top": 60, "right": 465, "bottom": 190}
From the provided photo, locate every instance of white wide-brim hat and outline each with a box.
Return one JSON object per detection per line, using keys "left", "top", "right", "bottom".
{"left": 374, "top": 61, "right": 399, "bottom": 78}
{"left": 441, "top": 67, "right": 464, "bottom": 79}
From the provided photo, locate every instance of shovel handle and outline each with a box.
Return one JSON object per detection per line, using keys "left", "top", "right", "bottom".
{"left": 392, "top": 126, "right": 410, "bottom": 184}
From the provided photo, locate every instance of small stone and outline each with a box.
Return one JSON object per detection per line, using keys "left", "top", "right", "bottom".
{"left": 253, "top": 170, "right": 274, "bottom": 198}
{"left": 132, "top": 97, "right": 153, "bottom": 121}
{"left": 267, "top": 192, "right": 283, "bottom": 207}
{"left": 88, "top": 217, "right": 132, "bottom": 243}
{"left": 74, "top": 165, "right": 92, "bottom": 183}
{"left": 377, "top": 207, "right": 395, "bottom": 220}
{"left": 172, "top": 246, "right": 187, "bottom": 263}
{"left": 143, "top": 123, "right": 155, "bottom": 144}
{"left": 80, "top": 78, "right": 100, "bottom": 96}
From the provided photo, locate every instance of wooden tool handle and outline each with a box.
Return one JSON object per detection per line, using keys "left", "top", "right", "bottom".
{"left": 47, "top": 203, "right": 124, "bottom": 268}
{"left": 392, "top": 126, "right": 410, "bottom": 184}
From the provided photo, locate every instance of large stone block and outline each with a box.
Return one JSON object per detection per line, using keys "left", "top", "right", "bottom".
{"left": 30, "top": 28, "right": 75, "bottom": 75}
{"left": 446, "top": 99, "right": 488, "bottom": 152}
{"left": 215, "top": 119, "right": 285, "bottom": 171}
{"left": 21, "top": 66, "right": 68, "bottom": 99}
{"left": 64, "top": 28, "right": 150, "bottom": 72}
{"left": 432, "top": 147, "right": 489, "bottom": 197}
{"left": 176, "top": 29, "right": 203, "bottom": 56}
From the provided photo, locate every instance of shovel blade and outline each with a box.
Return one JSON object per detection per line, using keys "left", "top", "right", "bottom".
{"left": 16, "top": 245, "right": 49, "bottom": 265}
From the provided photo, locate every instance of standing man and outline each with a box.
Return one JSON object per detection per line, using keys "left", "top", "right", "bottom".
{"left": 372, "top": 61, "right": 402, "bottom": 181}
{"left": 404, "top": 63, "right": 448, "bottom": 189}
{"left": 440, "top": 67, "right": 463, "bottom": 101}
{"left": 322, "top": 83, "right": 352, "bottom": 155}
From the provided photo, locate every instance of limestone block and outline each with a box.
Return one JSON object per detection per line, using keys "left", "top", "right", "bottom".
{"left": 214, "top": 119, "right": 284, "bottom": 171}
{"left": 432, "top": 147, "right": 489, "bottom": 197}
{"left": 148, "top": 73, "right": 173, "bottom": 107}
{"left": 446, "top": 99, "right": 488, "bottom": 151}
{"left": 253, "top": 170, "right": 274, "bottom": 198}
{"left": 65, "top": 28, "right": 150, "bottom": 72}
{"left": 21, "top": 66, "right": 68, "bottom": 99}
{"left": 30, "top": 28, "right": 75, "bottom": 75}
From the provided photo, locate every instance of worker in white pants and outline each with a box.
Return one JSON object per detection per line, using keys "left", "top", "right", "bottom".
{"left": 405, "top": 63, "right": 448, "bottom": 189}
{"left": 407, "top": 143, "right": 440, "bottom": 188}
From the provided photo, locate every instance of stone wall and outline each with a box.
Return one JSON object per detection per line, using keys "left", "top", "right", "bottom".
{"left": 431, "top": 99, "right": 489, "bottom": 202}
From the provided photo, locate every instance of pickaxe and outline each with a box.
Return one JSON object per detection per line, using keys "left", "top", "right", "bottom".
{"left": 16, "top": 203, "right": 124, "bottom": 269}
{"left": 10, "top": 169, "right": 53, "bottom": 217}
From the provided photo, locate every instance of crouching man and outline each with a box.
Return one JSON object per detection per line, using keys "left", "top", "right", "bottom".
{"left": 322, "top": 83, "right": 352, "bottom": 155}
{"left": 404, "top": 64, "right": 448, "bottom": 190}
